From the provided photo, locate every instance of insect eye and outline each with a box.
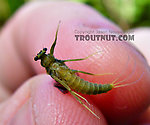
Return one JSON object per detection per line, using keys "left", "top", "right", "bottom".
{"left": 34, "top": 56, "right": 38, "bottom": 61}
{"left": 43, "top": 48, "right": 47, "bottom": 51}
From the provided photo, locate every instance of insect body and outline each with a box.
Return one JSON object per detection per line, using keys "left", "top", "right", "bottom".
{"left": 34, "top": 23, "right": 143, "bottom": 119}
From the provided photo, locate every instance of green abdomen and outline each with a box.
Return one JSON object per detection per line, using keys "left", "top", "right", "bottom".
{"left": 62, "top": 72, "right": 113, "bottom": 95}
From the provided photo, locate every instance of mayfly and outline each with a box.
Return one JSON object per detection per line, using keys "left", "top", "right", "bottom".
{"left": 34, "top": 22, "right": 144, "bottom": 119}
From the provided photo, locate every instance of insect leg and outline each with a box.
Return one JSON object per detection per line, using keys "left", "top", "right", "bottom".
{"left": 71, "top": 91, "right": 90, "bottom": 105}
{"left": 71, "top": 70, "right": 113, "bottom": 76}
{"left": 71, "top": 93, "right": 100, "bottom": 119}
{"left": 61, "top": 51, "right": 101, "bottom": 62}
{"left": 52, "top": 76, "right": 89, "bottom": 104}
{"left": 51, "top": 75, "right": 100, "bottom": 119}
{"left": 51, "top": 75, "right": 72, "bottom": 91}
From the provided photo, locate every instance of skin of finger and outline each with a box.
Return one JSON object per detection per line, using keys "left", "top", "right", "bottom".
{"left": 0, "top": 78, "right": 30, "bottom": 124}
{"left": 131, "top": 106, "right": 150, "bottom": 125}
{"left": 126, "top": 28, "right": 150, "bottom": 124}
{"left": 0, "top": 1, "right": 150, "bottom": 124}
{"left": 0, "top": 20, "right": 34, "bottom": 91}
{"left": 0, "top": 82, "right": 10, "bottom": 102}
{"left": 0, "top": 74, "right": 107, "bottom": 125}
{"left": 129, "top": 28, "right": 150, "bottom": 65}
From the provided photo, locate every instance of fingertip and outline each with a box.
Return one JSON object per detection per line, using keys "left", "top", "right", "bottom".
{"left": 133, "top": 106, "right": 150, "bottom": 125}
{"left": 0, "top": 74, "right": 106, "bottom": 125}
{"left": 87, "top": 41, "right": 150, "bottom": 124}
{"left": 128, "top": 28, "right": 150, "bottom": 65}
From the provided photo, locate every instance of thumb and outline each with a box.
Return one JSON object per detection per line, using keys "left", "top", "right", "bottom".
{"left": 0, "top": 74, "right": 107, "bottom": 125}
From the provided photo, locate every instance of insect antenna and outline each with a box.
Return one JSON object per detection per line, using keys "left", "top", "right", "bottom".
{"left": 50, "top": 21, "right": 61, "bottom": 55}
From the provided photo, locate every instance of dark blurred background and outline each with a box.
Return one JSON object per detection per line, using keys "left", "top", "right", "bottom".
{"left": 0, "top": 0, "right": 150, "bottom": 30}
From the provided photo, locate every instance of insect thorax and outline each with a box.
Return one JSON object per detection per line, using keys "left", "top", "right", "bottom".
{"left": 41, "top": 54, "right": 55, "bottom": 68}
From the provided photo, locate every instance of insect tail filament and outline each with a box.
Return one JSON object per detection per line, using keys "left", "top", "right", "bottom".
{"left": 114, "top": 57, "right": 136, "bottom": 86}
{"left": 110, "top": 55, "right": 143, "bottom": 88}
{"left": 114, "top": 71, "right": 144, "bottom": 88}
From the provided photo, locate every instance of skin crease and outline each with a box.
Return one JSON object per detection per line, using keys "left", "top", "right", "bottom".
{"left": 0, "top": 1, "right": 150, "bottom": 125}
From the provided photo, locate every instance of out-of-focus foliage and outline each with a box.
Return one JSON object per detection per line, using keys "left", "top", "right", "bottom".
{"left": 72, "top": 0, "right": 150, "bottom": 30}
{"left": 0, "top": 0, "right": 27, "bottom": 28}
{"left": 0, "top": 0, "right": 150, "bottom": 30}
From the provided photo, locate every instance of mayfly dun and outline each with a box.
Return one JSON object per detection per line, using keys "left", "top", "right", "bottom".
{"left": 34, "top": 22, "right": 144, "bottom": 119}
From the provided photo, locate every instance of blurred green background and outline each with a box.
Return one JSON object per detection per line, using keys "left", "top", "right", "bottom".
{"left": 0, "top": 0, "right": 150, "bottom": 30}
